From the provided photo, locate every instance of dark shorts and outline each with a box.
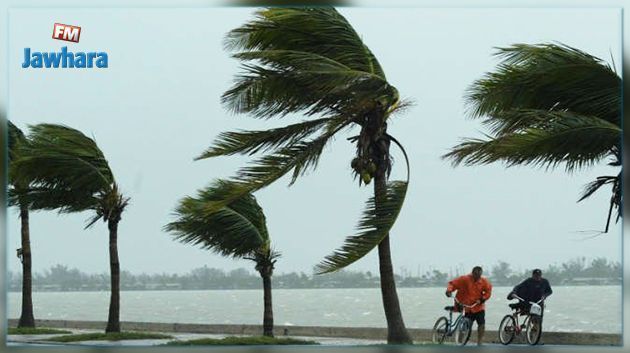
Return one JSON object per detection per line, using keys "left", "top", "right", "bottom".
{"left": 465, "top": 310, "right": 485, "bottom": 325}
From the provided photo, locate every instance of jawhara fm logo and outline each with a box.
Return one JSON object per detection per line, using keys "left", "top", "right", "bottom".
{"left": 22, "top": 23, "right": 108, "bottom": 69}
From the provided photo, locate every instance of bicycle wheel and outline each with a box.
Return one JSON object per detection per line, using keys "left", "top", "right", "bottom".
{"left": 431, "top": 316, "right": 449, "bottom": 344}
{"left": 526, "top": 315, "right": 542, "bottom": 345}
{"left": 498, "top": 315, "right": 516, "bottom": 345}
{"left": 454, "top": 317, "right": 472, "bottom": 346}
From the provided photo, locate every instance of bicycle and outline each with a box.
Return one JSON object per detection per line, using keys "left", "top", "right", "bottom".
{"left": 498, "top": 294, "right": 545, "bottom": 345}
{"left": 431, "top": 298, "right": 479, "bottom": 346}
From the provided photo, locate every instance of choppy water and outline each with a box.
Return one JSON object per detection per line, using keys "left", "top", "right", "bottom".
{"left": 8, "top": 286, "right": 621, "bottom": 333}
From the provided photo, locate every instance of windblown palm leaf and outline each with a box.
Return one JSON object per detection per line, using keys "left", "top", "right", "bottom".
{"left": 8, "top": 121, "right": 25, "bottom": 164}
{"left": 444, "top": 43, "right": 622, "bottom": 232}
{"left": 316, "top": 181, "right": 408, "bottom": 273}
{"left": 165, "top": 180, "right": 271, "bottom": 258}
{"left": 467, "top": 43, "right": 620, "bottom": 126}
{"left": 11, "top": 124, "right": 126, "bottom": 226}
{"left": 14, "top": 124, "right": 113, "bottom": 193}
{"left": 8, "top": 121, "right": 35, "bottom": 204}
{"left": 225, "top": 8, "right": 386, "bottom": 78}
{"left": 445, "top": 111, "right": 620, "bottom": 172}
{"left": 197, "top": 117, "right": 334, "bottom": 158}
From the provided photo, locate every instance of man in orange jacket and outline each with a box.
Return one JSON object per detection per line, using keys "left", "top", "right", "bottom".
{"left": 445, "top": 266, "right": 493, "bottom": 345}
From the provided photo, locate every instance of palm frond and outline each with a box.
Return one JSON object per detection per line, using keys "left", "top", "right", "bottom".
{"left": 611, "top": 172, "right": 622, "bottom": 223}
{"left": 578, "top": 175, "right": 618, "bottom": 202}
{"left": 479, "top": 109, "right": 617, "bottom": 136}
{"left": 468, "top": 43, "right": 621, "bottom": 127}
{"left": 11, "top": 124, "right": 115, "bottom": 213}
{"left": 315, "top": 180, "right": 408, "bottom": 274}
{"left": 444, "top": 113, "right": 621, "bottom": 172}
{"left": 9, "top": 186, "right": 99, "bottom": 213}
{"left": 200, "top": 121, "right": 349, "bottom": 215}
{"left": 7, "top": 120, "right": 25, "bottom": 164}
{"left": 221, "top": 8, "right": 399, "bottom": 120}
{"left": 165, "top": 180, "right": 269, "bottom": 258}
{"left": 593, "top": 171, "right": 621, "bottom": 233}
{"left": 225, "top": 8, "right": 385, "bottom": 78}
{"left": 196, "top": 117, "right": 333, "bottom": 159}
{"left": 222, "top": 58, "right": 395, "bottom": 119}
{"left": 235, "top": 124, "right": 341, "bottom": 186}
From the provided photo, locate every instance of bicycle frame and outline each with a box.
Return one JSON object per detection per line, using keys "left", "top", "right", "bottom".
{"left": 510, "top": 310, "right": 531, "bottom": 335}
{"left": 445, "top": 299, "right": 478, "bottom": 336}
{"left": 508, "top": 295, "right": 545, "bottom": 335}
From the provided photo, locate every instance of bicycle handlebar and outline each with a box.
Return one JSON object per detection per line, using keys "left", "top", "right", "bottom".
{"left": 454, "top": 297, "right": 480, "bottom": 308}
{"left": 511, "top": 294, "right": 544, "bottom": 305}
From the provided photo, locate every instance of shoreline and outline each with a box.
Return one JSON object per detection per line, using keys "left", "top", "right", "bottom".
{"left": 7, "top": 319, "right": 622, "bottom": 346}
{"left": 6, "top": 283, "right": 623, "bottom": 293}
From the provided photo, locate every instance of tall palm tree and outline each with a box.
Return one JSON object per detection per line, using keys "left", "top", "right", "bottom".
{"left": 12, "top": 124, "right": 129, "bottom": 333}
{"left": 7, "top": 121, "right": 35, "bottom": 328}
{"left": 165, "top": 180, "right": 280, "bottom": 337}
{"left": 197, "top": 8, "right": 412, "bottom": 343}
{"left": 443, "top": 43, "right": 622, "bottom": 233}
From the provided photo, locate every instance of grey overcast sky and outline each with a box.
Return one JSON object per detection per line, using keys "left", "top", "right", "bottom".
{"left": 7, "top": 7, "right": 622, "bottom": 276}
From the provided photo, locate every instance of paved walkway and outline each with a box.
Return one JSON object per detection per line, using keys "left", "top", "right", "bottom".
{"left": 7, "top": 329, "right": 387, "bottom": 346}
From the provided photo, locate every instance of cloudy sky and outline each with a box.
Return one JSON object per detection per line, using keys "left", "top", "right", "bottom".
{"left": 7, "top": 7, "right": 622, "bottom": 277}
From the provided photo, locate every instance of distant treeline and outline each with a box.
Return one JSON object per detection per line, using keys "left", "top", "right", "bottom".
{"left": 8, "top": 257, "right": 620, "bottom": 292}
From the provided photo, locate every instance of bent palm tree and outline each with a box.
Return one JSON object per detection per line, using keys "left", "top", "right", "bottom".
{"left": 7, "top": 121, "right": 35, "bottom": 328}
{"left": 443, "top": 43, "right": 622, "bottom": 233}
{"left": 12, "top": 124, "right": 129, "bottom": 332}
{"left": 165, "top": 180, "right": 280, "bottom": 337}
{"left": 197, "top": 8, "right": 412, "bottom": 343}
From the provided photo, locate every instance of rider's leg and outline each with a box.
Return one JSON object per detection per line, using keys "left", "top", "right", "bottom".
{"left": 477, "top": 324, "right": 485, "bottom": 345}
{"left": 476, "top": 311, "right": 486, "bottom": 345}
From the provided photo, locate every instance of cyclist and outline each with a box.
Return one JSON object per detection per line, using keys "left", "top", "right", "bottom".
{"left": 507, "top": 269, "right": 552, "bottom": 314}
{"left": 445, "top": 266, "right": 493, "bottom": 346}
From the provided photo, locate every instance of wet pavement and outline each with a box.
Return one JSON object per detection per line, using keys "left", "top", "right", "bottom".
{"left": 7, "top": 329, "right": 387, "bottom": 346}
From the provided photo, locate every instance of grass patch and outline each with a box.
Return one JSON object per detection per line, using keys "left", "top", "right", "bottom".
{"left": 163, "top": 336, "right": 319, "bottom": 346}
{"left": 42, "top": 332, "right": 173, "bottom": 342}
{"left": 8, "top": 327, "right": 72, "bottom": 335}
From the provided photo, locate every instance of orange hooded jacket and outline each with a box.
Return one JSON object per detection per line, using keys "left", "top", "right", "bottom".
{"left": 446, "top": 274, "right": 492, "bottom": 314}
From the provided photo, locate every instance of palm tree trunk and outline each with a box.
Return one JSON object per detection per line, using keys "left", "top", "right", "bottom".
{"left": 261, "top": 272, "right": 274, "bottom": 337}
{"left": 374, "top": 161, "right": 412, "bottom": 344}
{"left": 105, "top": 219, "right": 121, "bottom": 333}
{"left": 18, "top": 204, "right": 35, "bottom": 328}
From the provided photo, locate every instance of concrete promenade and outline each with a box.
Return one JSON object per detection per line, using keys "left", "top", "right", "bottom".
{"left": 7, "top": 319, "right": 621, "bottom": 346}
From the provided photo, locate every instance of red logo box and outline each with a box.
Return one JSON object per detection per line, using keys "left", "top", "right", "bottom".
{"left": 52, "top": 23, "right": 81, "bottom": 43}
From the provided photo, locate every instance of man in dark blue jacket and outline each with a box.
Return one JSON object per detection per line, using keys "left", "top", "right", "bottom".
{"left": 507, "top": 269, "right": 552, "bottom": 314}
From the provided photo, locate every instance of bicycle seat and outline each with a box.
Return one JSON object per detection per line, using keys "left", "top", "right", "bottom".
{"left": 444, "top": 306, "right": 455, "bottom": 311}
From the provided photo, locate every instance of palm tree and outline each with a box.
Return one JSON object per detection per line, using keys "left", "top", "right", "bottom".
{"left": 443, "top": 43, "right": 622, "bottom": 233}
{"left": 165, "top": 180, "right": 280, "bottom": 337}
{"left": 7, "top": 121, "right": 35, "bottom": 328}
{"left": 197, "top": 8, "right": 412, "bottom": 343}
{"left": 12, "top": 124, "right": 129, "bottom": 333}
